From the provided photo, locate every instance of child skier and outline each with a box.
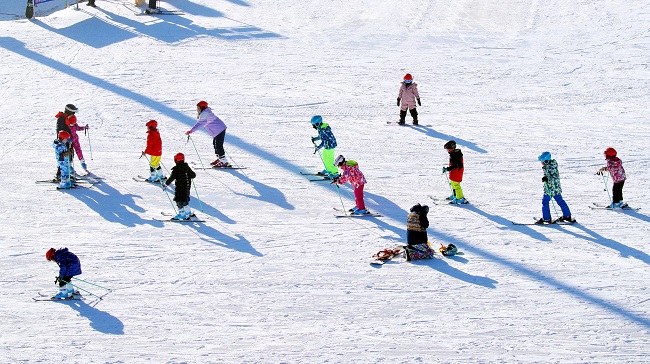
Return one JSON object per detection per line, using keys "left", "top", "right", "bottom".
{"left": 407, "top": 203, "right": 429, "bottom": 245}
{"left": 536, "top": 151, "right": 575, "bottom": 224}
{"left": 332, "top": 155, "right": 368, "bottom": 214}
{"left": 443, "top": 140, "right": 467, "bottom": 204}
{"left": 46, "top": 247, "right": 82, "bottom": 299}
{"left": 597, "top": 147, "right": 627, "bottom": 208}
{"left": 397, "top": 73, "right": 421, "bottom": 125}
{"left": 54, "top": 104, "right": 76, "bottom": 181}
{"left": 53, "top": 130, "right": 73, "bottom": 189}
{"left": 185, "top": 101, "right": 230, "bottom": 168}
{"left": 143, "top": 120, "right": 164, "bottom": 182}
{"left": 310, "top": 115, "right": 338, "bottom": 178}
{"left": 163, "top": 153, "right": 197, "bottom": 220}
{"left": 65, "top": 112, "right": 89, "bottom": 171}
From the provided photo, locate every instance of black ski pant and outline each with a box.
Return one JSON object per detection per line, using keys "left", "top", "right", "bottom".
{"left": 149, "top": 0, "right": 157, "bottom": 9}
{"left": 399, "top": 108, "right": 418, "bottom": 123}
{"left": 612, "top": 181, "right": 624, "bottom": 203}
{"left": 212, "top": 130, "right": 226, "bottom": 158}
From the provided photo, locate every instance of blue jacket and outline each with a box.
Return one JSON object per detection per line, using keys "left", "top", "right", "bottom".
{"left": 313, "top": 123, "right": 337, "bottom": 150}
{"left": 53, "top": 139, "right": 70, "bottom": 162}
{"left": 54, "top": 248, "right": 82, "bottom": 277}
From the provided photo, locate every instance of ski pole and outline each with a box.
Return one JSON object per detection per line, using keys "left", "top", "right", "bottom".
{"left": 600, "top": 172, "right": 612, "bottom": 203}
{"left": 312, "top": 141, "right": 330, "bottom": 176}
{"left": 543, "top": 182, "right": 560, "bottom": 220}
{"left": 187, "top": 135, "right": 206, "bottom": 170}
{"left": 72, "top": 277, "right": 112, "bottom": 292}
{"left": 143, "top": 154, "right": 177, "bottom": 214}
{"left": 192, "top": 181, "right": 204, "bottom": 212}
{"left": 60, "top": 278, "right": 104, "bottom": 300}
{"left": 85, "top": 127, "right": 93, "bottom": 160}
{"left": 332, "top": 183, "right": 347, "bottom": 213}
{"left": 443, "top": 171, "right": 454, "bottom": 197}
{"left": 224, "top": 149, "right": 241, "bottom": 168}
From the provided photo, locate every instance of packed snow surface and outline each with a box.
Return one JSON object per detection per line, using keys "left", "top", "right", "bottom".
{"left": 1, "top": 0, "right": 649, "bottom": 362}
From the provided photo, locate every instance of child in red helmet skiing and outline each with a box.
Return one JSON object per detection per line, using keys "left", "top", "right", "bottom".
{"left": 53, "top": 130, "right": 73, "bottom": 189}
{"left": 54, "top": 104, "right": 76, "bottom": 181}
{"left": 163, "top": 153, "right": 197, "bottom": 220}
{"left": 597, "top": 147, "right": 627, "bottom": 208}
{"left": 397, "top": 73, "right": 421, "bottom": 125}
{"left": 46, "top": 247, "right": 82, "bottom": 299}
{"left": 143, "top": 120, "right": 165, "bottom": 182}
{"left": 332, "top": 155, "right": 369, "bottom": 214}
{"left": 443, "top": 140, "right": 468, "bottom": 204}
{"left": 62, "top": 105, "right": 89, "bottom": 171}
{"left": 185, "top": 101, "right": 230, "bottom": 168}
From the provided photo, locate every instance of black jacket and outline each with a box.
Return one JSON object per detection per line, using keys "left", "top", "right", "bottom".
{"left": 166, "top": 162, "right": 196, "bottom": 202}
{"left": 406, "top": 204, "right": 429, "bottom": 246}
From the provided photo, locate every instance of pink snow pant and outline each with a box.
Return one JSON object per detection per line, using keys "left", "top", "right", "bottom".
{"left": 354, "top": 184, "right": 366, "bottom": 210}
{"left": 71, "top": 138, "right": 84, "bottom": 160}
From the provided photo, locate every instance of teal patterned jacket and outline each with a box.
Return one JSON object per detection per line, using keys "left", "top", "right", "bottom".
{"left": 542, "top": 159, "right": 562, "bottom": 196}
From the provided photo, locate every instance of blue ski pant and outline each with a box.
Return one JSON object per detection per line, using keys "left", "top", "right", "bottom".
{"left": 542, "top": 193, "right": 571, "bottom": 221}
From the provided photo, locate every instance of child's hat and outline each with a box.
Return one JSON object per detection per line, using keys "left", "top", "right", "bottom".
{"left": 196, "top": 100, "right": 208, "bottom": 108}
{"left": 65, "top": 104, "right": 78, "bottom": 113}
{"left": 403, "top": 73, "right": 413, "bottom": 82}
{"left": 310, "top": 115, "right": 323, "bottom": 125}
{"left": 58, "top": 130, "right": 70, "bottom": 140}
{"left": 444, "top": 140, "right": 456, "bottom": 149}
{"left": 538, "top": 151, "right": 551, "bottom": 162}
{"left": 174, "top": 152, "right": 185, "bottom": 162}
{"left": 46, "top": 248, "right": 55, "bottom": 261}
{"left": 146, "top": 120, "right": 158, "bottom": 128}
{"left": 604, "top": 147, "right": 617, "bottom": 158}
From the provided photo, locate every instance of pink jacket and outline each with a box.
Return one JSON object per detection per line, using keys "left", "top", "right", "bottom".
{"left": 69, "top": 122, "right": 87, "bottom": 143}
{"left": 337, "top": 160, "right": 366, "bottom": 188}
{"left": 605, "top": 156, "right": 626, "bottom": 183}
{"left": 398, "top": 82, "right": 420, "bottom": 109}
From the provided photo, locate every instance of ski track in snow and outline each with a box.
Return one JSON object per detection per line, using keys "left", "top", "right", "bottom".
{"left": 1, "top": 0, "right": 650, "bottom": 362}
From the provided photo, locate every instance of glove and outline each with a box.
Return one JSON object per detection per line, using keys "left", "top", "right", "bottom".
{"left": 185, "top": 130, "right": 191, "bottom": 135}
{"left": 417, "top": 98, "right": 421, "bottom": 106}
{"left": 397, "top": 98, "right": 401, "bottom": 106}
{"left": 596, "top": 170, "right": 602, "bottom": 175}
{"left": 542, "top": 176, "right": 548, "bottom": 182}
{"left": 85, "top": 124, "right": 89, "bottom": 130}
{"left": 311, "top": 137, "right": 316, "bottom": 143}
{"left": 331, "top": 177, "right": 340, "bottom": 184}
{"left": 54, "top": 277, "right": 60, "bottom": 285}
{"left": 442, "top": 167, "right": 448, "bottom": 173}
{"left": 161, "top": 184, "right": 168, "bottom": 191}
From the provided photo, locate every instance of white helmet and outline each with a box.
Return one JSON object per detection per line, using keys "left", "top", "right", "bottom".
{"left": 335, "top": 155, "right": 345, "bottom": 166}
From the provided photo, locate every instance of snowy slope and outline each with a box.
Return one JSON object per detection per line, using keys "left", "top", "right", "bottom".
{"left": 1, "top": 0, "right": 649, "bottom": 362}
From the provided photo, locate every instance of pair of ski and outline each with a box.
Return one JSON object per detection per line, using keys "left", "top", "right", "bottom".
{"left": 154, "top": 212, "right": 205, "bottom": 223}
{"left": 133, "top": 175, "right": 167, "bottom": 183}
{"left": 190, "top": 162, "right": 246, "bottom": 170}
{"left": 370, "top": 245, "right": 464, "bottom": 265}
{"left": 333, "top": 208, "right": 381, "bottom": 218}
{"left": 386, "top": 121, "right": 432, "bottom": 127}
{"left": 588, "top": 202, "right": 640, "bottom": 211}
{"left": 429, "top": 196, "right": 470, "bottom": 205}
{"left": 301, "top": 172, "right": 333, "bottom": 182}
{"left": 136, "top": 9, "right": 184, "bottom": 16}
{"left": 33, "top": 292, "right": 82, "bottom": 302}
{"left": 511, "top": 218, "right": 578, "bottom": 226}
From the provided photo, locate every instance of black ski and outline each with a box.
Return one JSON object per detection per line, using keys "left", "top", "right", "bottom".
{"left": 26, "top": 0, "right": 34, "bottom": 19}
{"left": 136, "top": 10, "right": 184, "bottom": 16}
{"left": 386, "top": 121, "right": 432, "bottom": 127}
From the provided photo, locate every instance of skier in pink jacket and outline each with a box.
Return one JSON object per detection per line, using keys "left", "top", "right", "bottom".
{"left": 397, "top": 73, "right": 421, "bottom": 125}
{"left": 332, "top": 155, "right": 369, "bottom": 215}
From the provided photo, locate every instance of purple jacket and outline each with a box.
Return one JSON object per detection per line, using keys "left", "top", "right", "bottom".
{"left": 189, "top": 107, "right": 227, "bottom": 137}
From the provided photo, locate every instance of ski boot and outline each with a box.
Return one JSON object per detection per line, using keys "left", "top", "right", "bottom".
{"left": 534, "top": 218, "right": 553, "bottom": 225}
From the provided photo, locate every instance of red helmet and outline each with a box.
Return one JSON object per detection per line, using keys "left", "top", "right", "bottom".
{"left": 604, "top": 147, "right": 617, "bottom": 158}
{"left": 174, "top": 152, "right": 185, "bottom": 162}
{"left": 146, "top": 120, "right": 157, "bottom": 128}
{"left": 46, "top": 248, "right": 56, "bottom": 261}
{"left": 196, "top": 101, "right": 208, "bottom": 108}
{"left": 403, "top": 73, "right": 413, "bottom": 81}
{"left": 58, "top": 130, "right": 70, "bottom": 140}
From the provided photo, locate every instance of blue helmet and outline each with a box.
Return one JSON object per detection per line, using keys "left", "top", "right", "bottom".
{"left": 310, "top": 115, "right": 323, "bottom": 125}
{"left": 538, "top": 151, "right": 551, "bottom": 162}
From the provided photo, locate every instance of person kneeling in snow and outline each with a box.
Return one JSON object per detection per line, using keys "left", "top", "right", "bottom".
{"left": 46, "top": 247, "right": 82, "bottom": 299}
{"left": 404, "top": 203, "right": 435, "bottom": 261}
{"left": 163, "top": 153, "right": 197, "bottom": 220}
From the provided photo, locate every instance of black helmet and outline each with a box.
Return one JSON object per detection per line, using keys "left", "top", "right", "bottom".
{"left": 444, "top": 140, "right": 456, "bottom": 149}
